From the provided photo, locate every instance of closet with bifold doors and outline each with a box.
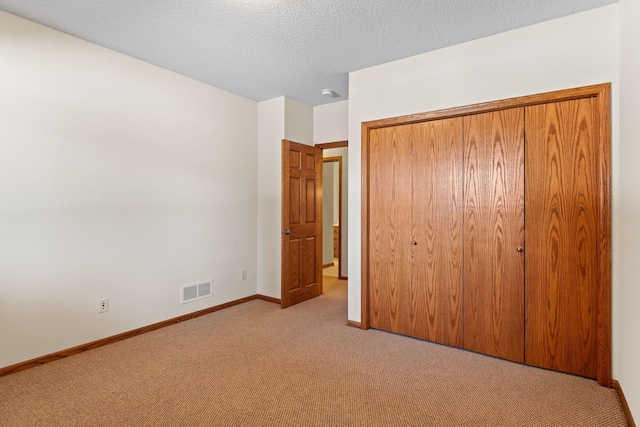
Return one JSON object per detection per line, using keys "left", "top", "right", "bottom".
{"left": 361, "top": 84, "right": 611, "bottom": 387}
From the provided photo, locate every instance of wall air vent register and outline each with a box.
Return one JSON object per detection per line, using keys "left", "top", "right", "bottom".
{"left": 180, "top": 280, "right": 212, "bottom": 304}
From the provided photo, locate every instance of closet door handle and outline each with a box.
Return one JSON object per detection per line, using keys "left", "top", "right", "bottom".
{"left": 412, "top": 241, "right": 418, "bottom": 246}
{"left": 517, "top": 247, "right": 524, "bottom": 253}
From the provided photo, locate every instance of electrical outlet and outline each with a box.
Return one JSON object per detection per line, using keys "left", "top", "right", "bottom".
{"left": 241, "top": 270, "right": 248, "bottom": 281}
{"left": 99, "top": 298, "right": 109, "bottom": 313}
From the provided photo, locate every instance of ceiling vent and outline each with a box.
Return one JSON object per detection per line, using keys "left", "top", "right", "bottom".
{"left": 180, "top": 280, "right": 213, "bottom": 304}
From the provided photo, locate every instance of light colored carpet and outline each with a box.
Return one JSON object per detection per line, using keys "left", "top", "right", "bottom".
{"left": 0, "top": 277, "right": 627, "bottom": 426}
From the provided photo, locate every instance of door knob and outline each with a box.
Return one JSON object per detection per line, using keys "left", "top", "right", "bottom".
{"left": 284, "top": 229, "right": 291, "bottom": 235}
{"left": 517, "top": 247, "right": 524, "bottom": 252}
{"left": 412, "top": 241, "right": 418, "bottom": 246}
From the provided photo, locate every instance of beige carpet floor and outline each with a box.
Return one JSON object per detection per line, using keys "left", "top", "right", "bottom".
{"left": 0, "top": 277, "right": 627, "bottom": 426}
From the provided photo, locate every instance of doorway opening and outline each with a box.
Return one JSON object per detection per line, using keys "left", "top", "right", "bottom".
{"left": 317, "top": 140, "right": 348, "bottom": 282}
{"left": 322, "top": 156, "right": 342, "bottom": 278}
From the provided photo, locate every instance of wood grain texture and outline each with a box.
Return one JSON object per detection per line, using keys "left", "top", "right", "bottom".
{"left": 290, "top": 150, "right": 301, "bottom": 169}
{"left": 256, "top": 294, "right": 282, "bottom": 305}
{"left": 287, "top": 238, "right": 302, "bottom": 291}
{"left": 306, "top": 153, "right": 317, "bottom": 171}
{"left": 289, "top": 177, "right": 301, "bottom": 225}
{"left": 0, "top": 295, "right": 280, "bottom": 378}
{"left": 410, "top": 118, "right": 463, "bottom": 346}
{"left": 361, "top": 123, "right": 371, "bottom": 329}
{"left": 360, "top": 84, "right": 610, "bottom": 384}
{"left": 346, "top": 320, "right": 363, "bottom": 329}
{"left": 463, "top": 108, "right": 525, "bottom": 363}
{"left": 525, "top": 99, "right": 599, "bottom": 379}
{"left": 369, "top": 124, "right": 413, "bottom": 335}
{"left": 316, "top": 140, "right": 348, "bottom": 149}
{"left": 306, "top": 178, "right": 317, "bottom": 223}
{"left": 304, "top": 236, "right": 317, "bottom": 286}
{"left": 282, "top": 140, "right": 323, "bottom": 308}
{"left": 595, "top": 85, "right": 612, "bottom": 388}
{"left": 362, "top": 84, "right": 611, "bottom": 130}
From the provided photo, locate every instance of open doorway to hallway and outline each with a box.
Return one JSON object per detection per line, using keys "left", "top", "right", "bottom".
{"left": 318, "top": 140, "right": 348, "bottom": 282}
{"left": 322, "top": 156, "right": 341, "bottom": 279}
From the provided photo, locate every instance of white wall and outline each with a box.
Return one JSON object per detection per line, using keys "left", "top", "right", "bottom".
{"left": 285, "top": 97, "right": 314, "bottom": 145}
{"left": 314, "top": 100, "right": 349, "bottom": 144}
{"left": 256, "top": 96, "right": 314, "bottom": 299}
{"left": 618, "top": 0, "right": 640, "bottom": 418}
{"left": 0, "top": 11, "right": 258, "bottom": 368}
{"left": 256, "top": 97, "right": 285, "bottom": 299}
{"left": 347, "top": 5, "right": 620, "bottom": 365}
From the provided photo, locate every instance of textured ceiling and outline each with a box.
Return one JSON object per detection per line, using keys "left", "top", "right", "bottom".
{"left": 0, "top": 0, "right": 617, "bottom": 106}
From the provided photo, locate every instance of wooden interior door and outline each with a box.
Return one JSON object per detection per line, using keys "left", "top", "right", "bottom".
{"left": 282, "top": 140, "right": 323, "bottom": 308}
{"left": 463, "top": 108, "right": 525, "bottom": 363}
{"left": 410, "top": 118, "right": 463, "bottom": 346}
{"left": 525, "top": 99, "right": 600, "bottom": 378}
{"left": 368, "top": 124, "right": 413, "bottom": 335}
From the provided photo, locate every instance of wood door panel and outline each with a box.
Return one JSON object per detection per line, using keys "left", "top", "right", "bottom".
{"left": 289, "top": 177, "right": 302, "bottom": 225}
{"left": 282, "top": 140, "right": 323, "bottom": 308}
{"left": 305, "top": 179, "right": 317, "bottom": 223}
{"left": 410, "top": 118, "right": 463, "bottom": 346}
{"left": 463, "top": 108, "right": 525, "bottom": 363}
{"left": 369, "top": 125, "right": 413, "bottom": 335}
{"left": 287, "top": 238, "right": 302, "bottom": 291}
{"left": 305, "top": 153, "right": 317, "bottom": 171}
{"left": 304, "top": 237, "right": 317, "bottom": 287}
{"left": 525, "top": 99, "right": 599, "bottom": 378}
{"left": 290, "top": 150, "right": 301, "bottom": 170}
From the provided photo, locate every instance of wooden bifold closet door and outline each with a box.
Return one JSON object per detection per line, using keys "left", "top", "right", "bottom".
{"left": 462, "top": 108, "right": 525, "bottom": 363}
{"left": 369, "top": 124, "right": 413, "bottom": 335}
{"left": 369, "top": 118, "right": 463, "bottom": 347}
{"left": 524, "top": 98, "right": 600, "bottom": 379}
{"left": 412, "top": 119, "right": 463, "bottom": 346}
